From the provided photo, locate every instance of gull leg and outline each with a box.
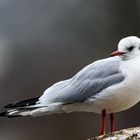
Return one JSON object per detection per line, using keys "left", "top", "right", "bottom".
{"left": 101, "top": 109, "right": 106, "bottom": 135}
{"left": 110, "top": 113, "right": 115, "bottom": 134}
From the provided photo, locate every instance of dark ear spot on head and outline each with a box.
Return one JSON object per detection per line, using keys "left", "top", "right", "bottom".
{"left": 139, "top": 46, "right": 140, "bottom": 50}
{"left": 127, "top": 46, "right": 134, "bottom": 52}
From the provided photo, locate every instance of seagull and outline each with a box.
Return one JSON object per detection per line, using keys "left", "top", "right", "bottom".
{"left": 1, "top": 36, "right": 140, "bottom": 135}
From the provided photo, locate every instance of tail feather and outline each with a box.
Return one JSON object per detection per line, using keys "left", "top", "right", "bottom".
{"left": 0, "top": 107, "right": 41, "bottom": 118}
{"left": 0, "top": 106, "right": 62, "bottom": 118}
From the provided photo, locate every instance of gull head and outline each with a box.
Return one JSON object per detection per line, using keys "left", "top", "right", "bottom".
{"left": 111, "top": 36, "right": 140, "bottom": 60}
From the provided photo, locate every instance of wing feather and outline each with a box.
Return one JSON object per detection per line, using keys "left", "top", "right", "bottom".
{"left": 39, "top": 57, "right": 125, "bottom": 104}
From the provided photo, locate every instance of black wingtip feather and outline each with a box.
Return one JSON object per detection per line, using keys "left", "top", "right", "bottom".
{"left": 0, "top": 111, "right": 7, "bottom": 116}
{"left": 0, "top": 111, "right": 22, "bottom": 118}
{"left": 4, "top": 96, "right": 40, "bottom": 108}
{"left": 4, "top": 103, "right": 14, "bottom": 108}
{"left": 7, "top": 115, "right": 22, "bottom": 118}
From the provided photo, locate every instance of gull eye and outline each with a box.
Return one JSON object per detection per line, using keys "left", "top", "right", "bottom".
{"left": 127, "top": 46, "right": 134, "bottom": 52}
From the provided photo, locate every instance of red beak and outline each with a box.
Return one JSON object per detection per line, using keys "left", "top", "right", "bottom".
{"left": 111, "top": 50, "right": 125, "bottom": 56}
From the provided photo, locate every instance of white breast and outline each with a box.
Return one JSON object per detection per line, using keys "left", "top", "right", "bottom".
{"left": 84, "top": 57, "right": 140, "bottom": 114}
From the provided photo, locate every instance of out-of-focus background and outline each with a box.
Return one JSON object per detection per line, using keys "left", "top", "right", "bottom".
{"left": 0, "top": 0, "right": 140, "bottom": 140}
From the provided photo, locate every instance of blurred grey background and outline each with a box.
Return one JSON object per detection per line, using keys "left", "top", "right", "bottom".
{"left": 0, "top": 0, "right": 140, "bottom": 140}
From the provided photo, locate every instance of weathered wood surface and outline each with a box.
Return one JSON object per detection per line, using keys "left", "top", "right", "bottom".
{"left": 87, "top": 126, "right": 140, "bottom": 140}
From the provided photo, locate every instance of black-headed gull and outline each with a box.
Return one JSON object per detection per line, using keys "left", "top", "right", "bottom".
{"left": 1, "top": 36, "right": 140, "bottom": 135}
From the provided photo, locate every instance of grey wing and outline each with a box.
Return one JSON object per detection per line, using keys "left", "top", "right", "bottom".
{"left": 40, "top": 57, "right": 125, "bottom": 104}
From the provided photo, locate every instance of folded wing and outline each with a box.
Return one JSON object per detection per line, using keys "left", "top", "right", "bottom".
{"left": 40, "top": 57, "right": 125, "bottom": 104}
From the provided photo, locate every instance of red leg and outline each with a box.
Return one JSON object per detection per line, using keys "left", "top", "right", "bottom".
{"left": 110, "top": 113, "right": 115, "bottom": 134}
{"left": 101, "top": 110, "right": 106, "bottom": 135}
